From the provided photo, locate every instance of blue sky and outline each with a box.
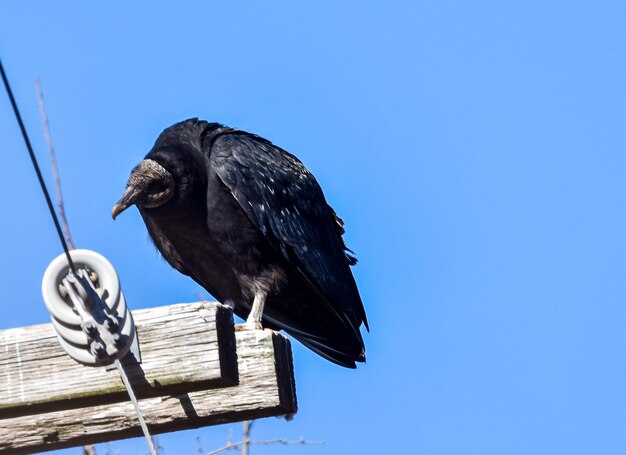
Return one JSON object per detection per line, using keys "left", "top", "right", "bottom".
{"left": 1, "top": 1, "right": 626, "bottom": 454}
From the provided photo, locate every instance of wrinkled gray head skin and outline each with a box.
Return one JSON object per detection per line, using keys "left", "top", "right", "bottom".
{"left": 112, "top": 159, "right": 175, "bottom": 219}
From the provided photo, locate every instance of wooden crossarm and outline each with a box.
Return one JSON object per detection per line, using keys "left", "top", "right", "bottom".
{"left": 0, "top": 302, "right": 297, "bottom": 454}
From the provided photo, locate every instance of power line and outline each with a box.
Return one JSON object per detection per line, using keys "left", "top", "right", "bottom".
{"left": 0, "top": 58, "right": 76, "bottom": 274}
{"left": 1, "top": 59, "right": 157, "bottom": 453}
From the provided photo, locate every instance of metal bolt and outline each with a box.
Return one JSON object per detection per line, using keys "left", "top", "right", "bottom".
{"left": 111, "top": 333, "right": 123, "bottom": 347}
{"left": 90, "top": 340, "right": 106, "bottom": 359}
{"left": 81, "top": 320, "right": 98, "bottom": 336}
{"left": 105, "top": 317, "right": 119, "bottom": 332}
{"left": 89, "top": 271, "right": 99, "bottom": 287}
{"left": 58, "top": 283, "right": 68, "bottom": 299}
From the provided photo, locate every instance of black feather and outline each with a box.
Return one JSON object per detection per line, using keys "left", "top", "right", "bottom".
{"left": 120, "top": 119, "right": 368, "bottom": 367}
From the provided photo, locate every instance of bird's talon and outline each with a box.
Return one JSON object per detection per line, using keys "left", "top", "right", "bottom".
{"left": 243, "top": 321, "right": 263, "bottom": 331}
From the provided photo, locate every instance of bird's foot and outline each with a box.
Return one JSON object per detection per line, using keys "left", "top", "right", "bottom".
{"left": 243, "top": 289, "right": 267, "bottom": 331}
{"left": 242, "top": 320, "right": 264, "bottom": 331}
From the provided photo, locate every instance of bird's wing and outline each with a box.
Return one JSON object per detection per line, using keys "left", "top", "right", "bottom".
{"left": 208, "top": 132, "right": 367, "bottom": 331}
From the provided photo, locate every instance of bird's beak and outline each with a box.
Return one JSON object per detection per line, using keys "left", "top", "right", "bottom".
{"left": 112, "top": 185, "right": 138, "bottom": 220}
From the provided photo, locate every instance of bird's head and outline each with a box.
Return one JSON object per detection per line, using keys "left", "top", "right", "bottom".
{"left": 112, "top": 159, "right": 175, "bottom": 219}
{"left": 113, "top": 119, "right": 220, "bottom": 220}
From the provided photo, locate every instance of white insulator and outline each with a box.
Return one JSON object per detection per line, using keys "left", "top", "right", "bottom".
{"left": 41, "top": 249, "right": 136, "bottom": 366}
{"left": 42, "top": 249, "right": 120, "bottom": 324}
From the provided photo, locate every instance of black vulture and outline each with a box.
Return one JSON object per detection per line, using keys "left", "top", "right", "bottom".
{"left": 112, "top": 119, "right": 368, "bottom": 367}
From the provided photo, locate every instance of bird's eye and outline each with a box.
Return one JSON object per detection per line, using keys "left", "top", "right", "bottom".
{"left": 150, "top": 182, "right": 170, "bottom": 194}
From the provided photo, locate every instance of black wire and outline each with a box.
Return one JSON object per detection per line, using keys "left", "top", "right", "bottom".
{"left": 0, "top": 58, "right": 77, "bottom": 274}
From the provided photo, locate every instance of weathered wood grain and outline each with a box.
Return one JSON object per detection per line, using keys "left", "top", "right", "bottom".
{"left": 0, "top": 325, "right": 297, "bottom": 454}
{"left": 0, "top": 302, "right": 238, "bottom": 418}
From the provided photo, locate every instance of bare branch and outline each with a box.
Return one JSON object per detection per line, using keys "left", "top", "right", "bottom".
{"left": 206, "top": 438, "right": 323, "bottom": 455}
{"left": 242, "top": 420, "right": 251, "bottom": 455}
{"left": 252, "top": 438, "right": 323, "bottom": 447}
{"left": 34, "top": 78, "right": 75, "bottom": 249}
{"left": 207, "top": 420, "right": 322, "bottom": 455}
{"left": 227, "top": 426, "right": 234, "bottom": 446}
{"left": 205, "top": 441, "right": 236, "bottom": 455}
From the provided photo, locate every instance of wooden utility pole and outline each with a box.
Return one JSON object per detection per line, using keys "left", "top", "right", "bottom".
{"left": 0, "top": 302, "right": 297, "bottom": 454}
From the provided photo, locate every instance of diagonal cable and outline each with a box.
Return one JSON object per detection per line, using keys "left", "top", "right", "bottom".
{"left": 1, "top": 57, "right": 156, "bottom": 454}
{"left": 115, "top": 359, "right": 157, "bottom": 455}
{"left": 0, "top": 58, "right": 76, "bottom": 274}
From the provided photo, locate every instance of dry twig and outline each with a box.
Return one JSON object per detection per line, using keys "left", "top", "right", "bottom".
{"left": 206, "top": 437, "right": 324, "bottom": 455}
{"left": 35, "top": 78, "right": 75, "bottom": 249}
{"left": 242, "top": 419, "right": 252, "bottom": 455}
{"left": 206, "top": 420, "right": 323, "bottom": 455}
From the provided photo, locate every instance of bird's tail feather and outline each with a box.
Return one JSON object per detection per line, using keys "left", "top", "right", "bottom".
{"left": 291, "top": 333, "right": 364, "bottom": 368}
{"left": 262, "top": 312, "right": 366, "bottom": 368}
